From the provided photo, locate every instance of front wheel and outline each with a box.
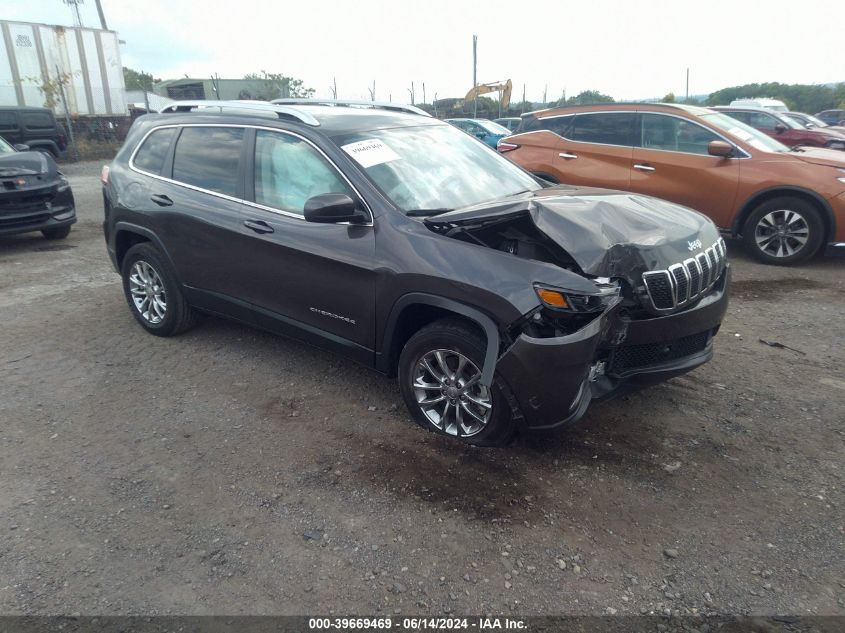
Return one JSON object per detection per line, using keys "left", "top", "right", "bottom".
{"left": 398, "top": 319, "right": 516, "bottom": 446}
{"left": 742, "top": 197, "right": 823, "bottom": 265}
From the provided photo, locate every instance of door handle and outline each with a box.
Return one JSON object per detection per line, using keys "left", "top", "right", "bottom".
{"left": 243, "top": 219, "right": 274, "bottom": 234}
{"left": 558, "top": 152, "right": 578, "bottom": 159}
{"left": 150, "top": 194, "right": 173, "bottom": 207}
{"left": 633, "top": 164, "right": 656, "bottom": 172}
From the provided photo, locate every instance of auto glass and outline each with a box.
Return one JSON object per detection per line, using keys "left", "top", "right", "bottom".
{"left": 0, "top": 136, "right": 14, "bottom": 154}
{"left": 254, "top": 130, "right": 353, "bottom": 215}
{"left": 700, "top": 113, "right": 788, "bottom": 152}
{"left": 571, "top": 112, "right": 636, "bottom": 146}
{"left": 172, "top": 127, "right": 243, "bottom": 197}
{"left": 640, "top": 114, "right": 719, "bottom": 155}
{"left": 477, "top": 120, "right": 510, "bottom": 135}
{"left": 774, "top": 113, "right": 804, "bottom": 130}
{"left": 133, "top": 127, "right": 176, "bottom": 175}
{"left": 334, "top": 124, "right": 540, "bottom": 213}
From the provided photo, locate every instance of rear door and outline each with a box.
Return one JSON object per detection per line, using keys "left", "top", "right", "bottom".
{"left": 553, "top": 111, "right": 636, "bottom": 189}
{"left": 149, "top": 125, "right": 252, "bottom": 314}
{"left": 0, "top": 111, "right": 21, "bottom": 145}
{"left": 627, "top": 112, "right": 740, "bottom": 228}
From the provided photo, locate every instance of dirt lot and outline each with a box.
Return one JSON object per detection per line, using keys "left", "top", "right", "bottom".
{"left": 1, "top": 161, "right": 843, "bottom": 617}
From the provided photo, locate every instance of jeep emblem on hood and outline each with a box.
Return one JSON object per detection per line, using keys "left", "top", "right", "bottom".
{"left": 688, "top": 239, "right": 703, "bottom": 252}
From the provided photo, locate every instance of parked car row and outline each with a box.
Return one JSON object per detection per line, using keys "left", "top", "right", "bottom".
{"left": 498, "top": 103, "right": 845, "bottom": 264}
{"left": 100, "top": 99, "right": 731, "bottom": 445}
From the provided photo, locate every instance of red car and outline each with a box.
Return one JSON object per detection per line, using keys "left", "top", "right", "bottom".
{"left": 713, "top": 106, "right": 845, "bottom": 151}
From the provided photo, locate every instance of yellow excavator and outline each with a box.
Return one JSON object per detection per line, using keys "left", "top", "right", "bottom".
{"left": 464, "top": 80, "right": 513, "bottom": 110}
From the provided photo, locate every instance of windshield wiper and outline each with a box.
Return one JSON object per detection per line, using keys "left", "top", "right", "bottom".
{"left": 405, "top": 208, "right": 452, "bottom": 217}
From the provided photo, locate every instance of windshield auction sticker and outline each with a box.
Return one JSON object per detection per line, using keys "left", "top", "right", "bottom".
{"left": 341, "top": 139, "right": 402, "bottom": 168}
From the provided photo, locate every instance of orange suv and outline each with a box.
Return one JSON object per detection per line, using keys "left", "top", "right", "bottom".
{"left": 499, "top": 103, "right": 845, "bottom": 264}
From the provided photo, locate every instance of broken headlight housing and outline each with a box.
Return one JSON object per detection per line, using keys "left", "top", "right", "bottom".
{"left": 519, "top": 279, "right": 621, "bottom": 338}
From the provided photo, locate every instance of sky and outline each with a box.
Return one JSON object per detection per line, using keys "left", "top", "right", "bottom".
{"left": 3, "top": 0, "right": 843, "bottom": 103}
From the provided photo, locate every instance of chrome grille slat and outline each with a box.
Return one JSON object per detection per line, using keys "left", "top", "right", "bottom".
{"left": 642, "top": 239, "right": 727, "bottom": 312}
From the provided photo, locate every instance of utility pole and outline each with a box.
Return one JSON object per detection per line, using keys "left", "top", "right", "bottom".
{"left": 422, "top": 82, "right": 426, "bottom": 105}
{"left": 685, "top": 68, "right": 689, "bottom": 102}
{"left": 408, "top": 81, "right": 415, "bottom": 105}
{"left": 94, "top": 0, "right": 108, "bottom": 29}
{"left": 472, "top": 35, "right": 478, "bottom": 117}
{"left": 543, "top": 84, "right": 547, "bottom": 106}
{"left": 63, "top": 0, "right": 84, "bottom": 27}
{"left": 433, "top": 92, "right": 438, "bottom": 117}
{"left": 368, "top": 80, "right": 375, "bottom": 101}
{"left": 330, "top": 77, "right": 337, "bottom": 99}
{"left": 521, "top": 84, "right": 526, "bottom": 114}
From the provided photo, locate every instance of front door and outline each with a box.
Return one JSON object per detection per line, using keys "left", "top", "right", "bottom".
{"left": 235, "top": 128, "right": 377, "bottom": 361}
{"left": 627, "top": 113, "right": 740, "bottom": 229}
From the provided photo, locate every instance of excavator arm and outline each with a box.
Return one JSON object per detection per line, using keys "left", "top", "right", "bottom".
{"left": 464, "top": 80, "right": 513, "bottom": 110}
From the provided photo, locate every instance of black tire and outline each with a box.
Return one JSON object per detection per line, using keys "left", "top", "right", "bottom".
{"left": 121, "top": 243, "right": 196, "bottom": 337}
{"left": 398, "top": 318, "right": 516, "bottom": 447}
{"left": 41, "top": 225, "right": 71, "bottom": 240}
{"left": 742, "top": 197, "right": 824, "bottom": 265}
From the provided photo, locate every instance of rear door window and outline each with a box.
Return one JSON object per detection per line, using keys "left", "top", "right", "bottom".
{"left": 21, "top": 112, "right": 54, "bottom": 131}
{"left": 133, "top": 127, "right": 177, "bottom": 175}
{"left": 571, "top": 112, "right": 636, "bottom": 146}
{"left": 746, "top": 112, "right": 778, "bottom": 130}
{"left": 172, "top": 127, "right": 244, "bottom": 197}
{"left": 538, "top": 115, "right": 575, "bottom": 138}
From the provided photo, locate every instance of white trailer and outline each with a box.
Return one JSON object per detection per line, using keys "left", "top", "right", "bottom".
{"left": 0, "top": 20, "right": 126, "bottom": 116}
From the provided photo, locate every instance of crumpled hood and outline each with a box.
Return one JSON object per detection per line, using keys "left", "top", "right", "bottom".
{"left": 789, "top": 147, "right": 845, "bottom": 168}
{"left": 427, "top": 186, "right": 721, "bottom": 278}
{"left": 0, "top": 151, "right": 52, "bottom": 177}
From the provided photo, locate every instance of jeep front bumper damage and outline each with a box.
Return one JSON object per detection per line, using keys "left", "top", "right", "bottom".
{"left": 497, "top": 265, "right": 731, "bottom": 430}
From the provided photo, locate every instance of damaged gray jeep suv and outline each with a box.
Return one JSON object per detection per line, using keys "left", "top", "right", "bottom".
{"left": 103, "top": 100, "right": 730, "bottom": 446}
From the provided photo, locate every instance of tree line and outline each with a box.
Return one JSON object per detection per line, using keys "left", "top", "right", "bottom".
{"left": 123, "top": 67, "right": 845, "bottom": 116}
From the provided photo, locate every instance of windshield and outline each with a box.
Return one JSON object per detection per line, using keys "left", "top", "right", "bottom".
{"left": 334, "top": 124, "right": 540, "bottom": 214}
{"left": 800, "top": 113, "right": 828, "bottom": 127}
{"left": 701, "top": 112, "right": 789, "bottom": 153}
{"left": 775, "top": 113, "right": 805, "bottom": 130}
{"left": 476, "top": 119, "right": 511, "bottom": 135}
{"left": 0, "top": 136, "right": 15, "bottom": 154}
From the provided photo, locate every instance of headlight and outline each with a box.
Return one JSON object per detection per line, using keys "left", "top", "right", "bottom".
{"left": 534, "top": 279, "right": 620, "bottom": 313}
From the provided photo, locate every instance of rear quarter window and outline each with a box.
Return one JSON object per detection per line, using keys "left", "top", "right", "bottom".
{"left": 539, "top": 115, "right": 575, "bottom": 137}
{"left": 132, "top": 127, "right": 177, "bottom": 175}
{"left": 172, "top": 127, "right": 244, "bottom": 197}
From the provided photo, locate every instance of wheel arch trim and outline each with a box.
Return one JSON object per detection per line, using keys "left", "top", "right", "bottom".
{"left": 113, "top": 222, "right": 179, "bottom": 279}
{"left": 732, "top": 186, "right": 835, "bottom": 240}
{"left": 380, "top": 293, "right": 500, "bottom": 387}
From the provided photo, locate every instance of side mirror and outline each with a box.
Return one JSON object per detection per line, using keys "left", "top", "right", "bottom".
{"left": 304, "top": 193, "right": 366, "bottom": 224}
{"left": 13, "top": 143, "right": 29, "bottom": 151}
{"left": 774, "top": 123, "right": 787, "bottom": 134}
{"left": 707, "top": 140, "right": 734, "bottom": 158}
{"left": 805, "top": 123, "right": 816, "bottom": 129}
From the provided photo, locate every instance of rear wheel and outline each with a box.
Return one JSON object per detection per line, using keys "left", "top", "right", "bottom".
{"left": 398, "top": 319, "right": 516, "bottom": 446}
{"left": 742, "top": 197, "right": 823, "bottom": 265}
{"left": 121, "top": 243, "right": 196, "bottom": 336}
{"left": 41, "top": 225, "right": 71, "bottom": 240}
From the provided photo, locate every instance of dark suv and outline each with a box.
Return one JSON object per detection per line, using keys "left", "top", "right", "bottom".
{"left": 0, "top": 107, "right": 68, "bottom": 158}
{"left": 103, "top": 100, "right": 730, "bottom": 446}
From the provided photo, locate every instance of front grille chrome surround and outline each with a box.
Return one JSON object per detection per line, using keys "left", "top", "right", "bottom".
{"left": 642, "top": 238, "right": 727, "bottom": 313}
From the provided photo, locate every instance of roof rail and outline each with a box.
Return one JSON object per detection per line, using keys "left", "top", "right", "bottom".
{"left": 271, "top": 98, "right": 431, "bottom": 117}
{"left": 157, "top": 100, "right": 321, "bottom": 126}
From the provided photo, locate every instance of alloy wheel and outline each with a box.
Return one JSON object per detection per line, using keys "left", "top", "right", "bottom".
{"left": 128, "top": 260, "right": 167, "bottom": 324}
{"left": 754, "top": 209, "right": 810, "bottom": 258}
{"left": 413, "top": 349, "right": 492, "bottom": 437}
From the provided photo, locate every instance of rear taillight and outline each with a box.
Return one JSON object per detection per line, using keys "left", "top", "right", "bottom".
{"left": 497, "top": 140, "right": 520, "bottom": 153}
{"left": 100, "top": 165, "right": 109, "bottom": 185}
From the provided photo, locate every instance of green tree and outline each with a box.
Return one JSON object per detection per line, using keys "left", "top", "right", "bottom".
{"left": 550, "top": 90, "right": 615, "bottom": 107}
{"left": 663, "top": 92, "right": 676, "bottom": 103}
{"left": 123, "top": 67, "right": 158, "bottom": 91}
{"left": 706, "top": 82, "right": 845, "bottom": 113}
{"left": 242, "top": 71, "right": 314, "bottom": 99}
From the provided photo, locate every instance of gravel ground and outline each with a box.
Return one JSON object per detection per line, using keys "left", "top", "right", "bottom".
{"left": 0, "top": 161, "right": 843, "bottom": 617}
